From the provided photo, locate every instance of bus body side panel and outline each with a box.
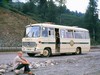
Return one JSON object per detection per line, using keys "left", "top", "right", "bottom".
{"left": 40, "top": 37, "right": 55, "bottom": 54}
{"left": 65, "top": 39, "right": 75, "bottom": 53}
{"left": 73, "top": 39, "right": 90, "bottom": 53}
{"left": 60, "top": 38, "right": 67, "bottom": 53}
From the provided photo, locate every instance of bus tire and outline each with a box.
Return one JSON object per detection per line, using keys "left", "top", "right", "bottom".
{"left": 75, "top": 47, "right": 81, "bottom": 55}
{"left": 42, "top": 49, "right": 51, "bottom": 57}
{"left": 27, "top": 53, "right": 35, "bottom": 57}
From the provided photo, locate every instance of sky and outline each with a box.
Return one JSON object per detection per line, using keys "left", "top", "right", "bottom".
{"left": 66, "top": 0, "right": 89, "bottom": 13}
{"left": 14, "top": 0, "right": 100, "bottom": 19}
{"left": 66, "top": 0, "right": 100, "bottom": 19}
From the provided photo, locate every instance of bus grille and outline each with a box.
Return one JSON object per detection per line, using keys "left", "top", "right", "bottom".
{"left": 22, "top": 42, "right": 37, "bottom": 47}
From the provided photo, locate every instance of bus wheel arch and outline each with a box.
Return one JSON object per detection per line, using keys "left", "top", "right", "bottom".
{"left": 42, "top": 47, "right": 52, "bottom": 57}
{"left": 75, "top": 47, "right": 82, "bottom": 54}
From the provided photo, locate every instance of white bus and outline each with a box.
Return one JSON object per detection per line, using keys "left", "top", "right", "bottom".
{"left": 22, "top": 23, "right": 90, "bottom": 57}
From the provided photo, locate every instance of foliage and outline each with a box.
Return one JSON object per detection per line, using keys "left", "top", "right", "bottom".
{"left": 84, "top": 0, "right": 99, "bottom": 43}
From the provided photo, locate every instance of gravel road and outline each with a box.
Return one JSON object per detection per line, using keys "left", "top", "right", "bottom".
{"left": 0, "top": 49, "right": 100, "bottom": 75}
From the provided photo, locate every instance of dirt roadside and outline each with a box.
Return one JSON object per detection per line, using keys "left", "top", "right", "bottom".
{"left": 0, "top": 49, "right": 100, "bottom": 75}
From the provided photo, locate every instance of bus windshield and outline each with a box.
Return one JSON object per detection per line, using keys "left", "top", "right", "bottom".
{"left": 26, "top": 26, "right": 40, "bottom": 38}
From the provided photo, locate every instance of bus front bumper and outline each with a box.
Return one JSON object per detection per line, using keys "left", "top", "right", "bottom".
{"left": 22, "top": 47, "right": 43, "bottom": 54}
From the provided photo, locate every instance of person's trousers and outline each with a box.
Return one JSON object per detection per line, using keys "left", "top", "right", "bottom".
{"left": 16, "top": 64, "right": 30, "bottom": 72}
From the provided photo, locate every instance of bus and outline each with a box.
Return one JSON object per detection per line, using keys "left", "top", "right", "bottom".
{"left": 22, "top": 23, "right": 90, "bottom": 57}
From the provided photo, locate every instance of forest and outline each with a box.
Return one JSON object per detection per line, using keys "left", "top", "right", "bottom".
{"left": 0, "top": 0, "right": 100, "bottom": 46}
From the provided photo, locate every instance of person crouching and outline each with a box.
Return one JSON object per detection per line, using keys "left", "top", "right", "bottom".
{"left": 13, "top": 51, "right": 34, "bottom": 75}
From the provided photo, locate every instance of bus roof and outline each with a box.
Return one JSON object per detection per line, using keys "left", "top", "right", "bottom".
{"left": 26, "top": 23, "right": 88, "bottom": 31}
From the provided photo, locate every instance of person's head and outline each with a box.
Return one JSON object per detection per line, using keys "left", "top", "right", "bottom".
{"left": 17, "top": 51, "right": 23, "bottom": 57}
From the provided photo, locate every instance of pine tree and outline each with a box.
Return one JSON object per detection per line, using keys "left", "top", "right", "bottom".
{"left": 38, "top": 0, "right": 48, "bottom": 21}
{"left": 47, "top": 0, "right": 57, "bottom": 22}
{"left": 84, "top": 0, "right": 99, "bottom": 42}
{"left": 55, "top": 0, "right": 66, "bottom": 24}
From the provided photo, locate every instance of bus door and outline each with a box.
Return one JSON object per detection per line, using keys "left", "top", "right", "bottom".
{"left": 55, "top": 28, "right": 60, "bottom": 53}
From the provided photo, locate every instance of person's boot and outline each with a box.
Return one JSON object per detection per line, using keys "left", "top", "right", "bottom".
{"left": 14, "top": 70, "right": 20, "bottom": 75}
{"left": 28, "top": 71, "right": 35, "bottom": 75}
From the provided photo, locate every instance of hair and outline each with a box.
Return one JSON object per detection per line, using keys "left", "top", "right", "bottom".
{"left": 17, "top": 51, "right": 23, "bottom": 54}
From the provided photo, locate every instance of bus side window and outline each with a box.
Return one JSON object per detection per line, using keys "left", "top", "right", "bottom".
{"left": 60, "top": 29, "right": 65, "bottom": 38}
{"left": 85, "top": 31, "right": 90, "bottom": 39}
{"left": 81, "top": 31, "right": 85, "bottom": 39}
{"left": 48, "top": 28, "right": 54, "bottom": 37}
{"left": 74, "top": 30, "right": 82, "bottom": 39}
{"left": 42, "top": 27, "right": 48, "bottom": 37}
{"left": 66, "top": 30, "right": 73, "bottom": 38}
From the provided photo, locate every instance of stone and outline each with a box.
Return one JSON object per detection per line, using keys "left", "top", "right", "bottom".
{"left": 0, "top": 69, "right": 5, "bottom": 73}
{"left": 0, "top": 60, "right": 58, "bottom": 74}
{"left": 0, "top": 64, "right": 8, "bottom": 69}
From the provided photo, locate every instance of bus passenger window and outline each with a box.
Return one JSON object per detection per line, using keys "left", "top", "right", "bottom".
{"left": 48, "top": 28, "right": 54, "bottom": 37}
{"left": 60, "top": 29, "right": 65, "bottom": 38}
{"left": 85, "top": 32, "right": 90, "bottom": 39}
{"left": 66, "top": 30, "right": 73, "bottom": 38}
{"left": 81, "top": 31, "right": 85, "bottom": 39}
{"left": 42, "top": 27, "right": 48, "bottom": 37}
{"left": 74, "top": 31, "right": 82, "bottom": 39}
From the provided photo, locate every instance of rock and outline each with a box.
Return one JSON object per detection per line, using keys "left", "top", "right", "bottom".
{"left": 40, "top": 62, "right": 46, "bottom": 67}
{"left": 6, "top": 67, "right": 14, "bottom": 72}
{"left": 67, "top": 59, "right": 76, "bottom": 64}
{"left": 7, "top": 62, "right": 13, "bottom": 67}
{"left": 0, "top": 64, "right": 8, "bottom": 69}
{"left": 0, "top": 60, "right": 58, "bottom": 74}
{"left": 0, "top": 73, "right": 3, "bottom": 75}
{"left": 51, "top": 63, "right": 54, "bottom": 66}
{"left": 45, "top": 60, "right": 57, "bottom": 66}
{"left": 34, "top": 63, "right": 41, "bottom": 68}
{"left": 45, "top": 60, "right": 52, "bottom": 65}
{"left": 29, "top": 64, "right": 33, "bottom": 69}
{"left": 0, "top": 69, "right": 6, "bottom": 73}
{"left": 14, "top": 70, "right": 20, "bottom": 74}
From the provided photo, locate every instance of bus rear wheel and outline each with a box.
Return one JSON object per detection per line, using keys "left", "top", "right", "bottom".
{"left": 42, "top": 49, "right": 51, "bottom": 57}
{"left": 27, "top": 53, "right": 35, "bottom": 57}
{"left": 75, "top": 48, "right": 81, "bottom": 55}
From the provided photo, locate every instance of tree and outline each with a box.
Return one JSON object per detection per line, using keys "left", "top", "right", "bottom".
{"left": 55, "top": 0, "right": 67, "bottom": 24}
{"left": 23, "top": 0, "right": 36, "bottom": 13}
{"left": 3, "top": 0, "right": 12, "bottom": 3}
{"left": 47, "top": 0, "right": 57, "bottom": 22}
{"left": 55, "top": 0, "right": 66, "bottom": 6}
{"left": 84, "top": 0, "right": 99, "bottom": 42}
{"left": 38, "top": 0, "right": 48, "bottom": 21}
{"left": 0, "top": 0, "right": 12, "bottom": 7}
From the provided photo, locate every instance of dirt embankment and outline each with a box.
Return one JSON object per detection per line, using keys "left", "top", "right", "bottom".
{"left": 0, "top": 7, "right": 36, "bottom": 47}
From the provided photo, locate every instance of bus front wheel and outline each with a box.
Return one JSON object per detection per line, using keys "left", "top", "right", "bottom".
{"left": 42, "top": 49, "right": 51, "bottom": 57}
{"left": 75, "top": 48, "right": 81, "bottom": 55}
